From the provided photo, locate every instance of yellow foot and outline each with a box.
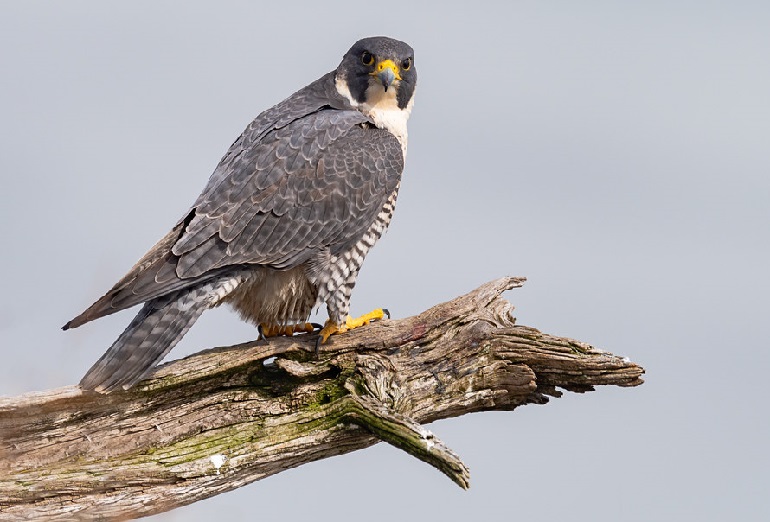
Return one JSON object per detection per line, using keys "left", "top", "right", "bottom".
{"left": 318, "top": 308, "right": 389, "bottom": 344}
{"left": 259, "top": 322, "right": 318, "bottom": 339}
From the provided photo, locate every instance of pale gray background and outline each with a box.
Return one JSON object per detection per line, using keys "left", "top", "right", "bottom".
{"left": 1, "top": 1, "right": 768, "bottom": 521}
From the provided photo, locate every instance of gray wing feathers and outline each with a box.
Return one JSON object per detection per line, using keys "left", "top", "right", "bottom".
{"left": 79, "top": 276, "right": 241, "bottom": 392}
{"left": 63, "top": 225, "right": 185, "bottom": 329}
{"left": 171, "top": 110, "right": 403, "bottom": 276}
{"left": 63, "top": 221, "right": 235, "bottom": 330}
{"left": 66, "top": 74, "right": 344, "bottom": 329}
{"left": 66, "top": 72, "right": 402, "bottom": 328}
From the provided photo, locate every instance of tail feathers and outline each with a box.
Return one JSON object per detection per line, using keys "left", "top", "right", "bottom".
{"left": 80, "top": 274, "right": 245, "bottom": 393}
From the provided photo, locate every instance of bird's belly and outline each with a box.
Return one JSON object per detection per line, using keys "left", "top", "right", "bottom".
{"left": 223, "top": 265, "right": 317, "bottom": 326}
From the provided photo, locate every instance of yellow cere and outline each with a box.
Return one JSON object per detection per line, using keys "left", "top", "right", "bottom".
{"left": 372, "top": 59, "right": 402, "bottom": 81}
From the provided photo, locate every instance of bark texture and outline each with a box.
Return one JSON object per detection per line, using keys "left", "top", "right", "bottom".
{"left": 0, "top": 277, "right": 644, "bottom": 521}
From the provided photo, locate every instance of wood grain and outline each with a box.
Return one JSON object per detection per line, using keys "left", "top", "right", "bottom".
{"left": 0, "top": 277, "right": 644, "bottom": 521}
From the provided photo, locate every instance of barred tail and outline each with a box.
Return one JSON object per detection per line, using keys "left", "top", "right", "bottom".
{"left": 80, "top": 275, "right": 243, "bottom": 393}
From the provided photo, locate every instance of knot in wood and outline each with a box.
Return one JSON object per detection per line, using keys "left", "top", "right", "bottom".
{"left": 353, "top": 353, "right": 411, "bottom": 413}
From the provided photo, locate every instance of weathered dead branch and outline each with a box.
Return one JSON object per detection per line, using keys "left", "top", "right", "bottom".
{"left": 0, "top": 277, "right": 643, "bottom": 521}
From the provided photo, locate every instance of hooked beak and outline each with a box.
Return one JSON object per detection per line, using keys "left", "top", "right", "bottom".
{"left": 371, "top": 59, "right": 402, "bottom": 92}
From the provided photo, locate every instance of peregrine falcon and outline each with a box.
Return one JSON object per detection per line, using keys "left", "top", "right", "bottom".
{"left": 63, "top": 36, "right": 417, "bottom": 393}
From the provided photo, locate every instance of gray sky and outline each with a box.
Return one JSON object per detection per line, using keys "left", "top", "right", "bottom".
{"left": 1, "top": 1, "right": 768, "bottom": 520}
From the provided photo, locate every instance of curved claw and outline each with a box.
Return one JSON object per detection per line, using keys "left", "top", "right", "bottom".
{"left": 257, "top": 324, "right": 268, "bottom": 342}
{"left": 382, "top": 308, "right": 391, "bottom": 319}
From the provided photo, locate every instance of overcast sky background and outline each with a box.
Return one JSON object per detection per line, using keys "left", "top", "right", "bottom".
{"left": 1, "top": 1, "right": 768, "bottom": 520}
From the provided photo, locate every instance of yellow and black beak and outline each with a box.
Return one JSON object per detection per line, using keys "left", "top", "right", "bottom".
{"left": 371, "top": 59, "right": 402, "bottom": 91}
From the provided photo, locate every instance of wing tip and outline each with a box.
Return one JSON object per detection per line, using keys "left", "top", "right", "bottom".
{"left": 62, "top": 293, "right": 117, "bottom": 331}
{"left": 62, "top": 313, "right": 91, "bottom": 331}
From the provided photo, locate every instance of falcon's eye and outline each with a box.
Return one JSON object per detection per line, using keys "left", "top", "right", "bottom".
{"left": 401, "top": 58, "right": 412, "bottom": 71}
{"left": 361, "top": 51, "right": 375, "bottom": 66}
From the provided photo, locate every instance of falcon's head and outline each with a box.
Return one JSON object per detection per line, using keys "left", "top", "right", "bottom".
{"left": 335, "top": 36, "right": 417, "bottom": 112}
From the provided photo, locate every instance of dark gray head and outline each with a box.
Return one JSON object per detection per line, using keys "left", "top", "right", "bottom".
{"left": 336, "top": 36, "right": 416, "bottom": 110}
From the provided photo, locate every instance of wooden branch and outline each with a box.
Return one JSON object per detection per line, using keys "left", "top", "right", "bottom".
{"left": 0, "top": 277, "right": 644, "bottom": 521}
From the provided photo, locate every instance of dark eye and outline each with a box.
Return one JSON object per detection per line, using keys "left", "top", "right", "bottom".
{"left": 401, "top": 58, "right": 412, "bottom": 71}
{"left": 361, "top": 51, "right": 375, "bottom": 66}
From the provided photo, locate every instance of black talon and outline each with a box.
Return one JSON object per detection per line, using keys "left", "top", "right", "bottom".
{"left": 383, "top": 308, "right": 391, "bottom": 319}
{"left": 257, "top": 324, "right": 268, "bottom": 342}
{"left": 311, "top": 322, "right": 323, "bottom": 331}
{"left": 314, "top": 336, "right": 322, "bottom": 358}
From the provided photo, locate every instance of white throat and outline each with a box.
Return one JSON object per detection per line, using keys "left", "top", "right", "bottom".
{"left": 335, "top": 75, "right": 414, "bottom": 158}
